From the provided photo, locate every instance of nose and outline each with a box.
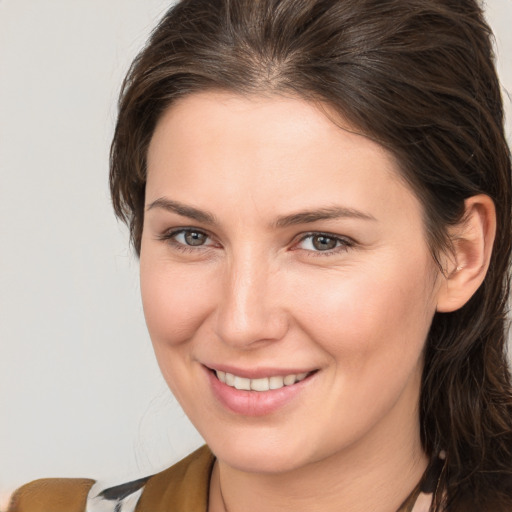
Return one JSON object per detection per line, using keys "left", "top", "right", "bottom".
{"left": 214, "top": 249, "right": 289, "bottom": 349}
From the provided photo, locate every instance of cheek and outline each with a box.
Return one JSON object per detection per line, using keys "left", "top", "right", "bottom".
{"left": 140, "top": 257, "right": 217, "bottom": 347}
{"left": 289, "top": 257, "right": 436, "bottom": 370}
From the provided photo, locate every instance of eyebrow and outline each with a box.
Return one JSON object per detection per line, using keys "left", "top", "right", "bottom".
{"left": 146, "top": 197, "right": 375, "bottom": 227}
{"left": 274, "top": 206, "right": 376, "bottom": 228}
{"left": 146, "top": 198, "right": 217, "bottom": 225}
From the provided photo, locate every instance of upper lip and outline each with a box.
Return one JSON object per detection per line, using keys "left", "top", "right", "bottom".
{"left": 203, "top": 364, "right": 317, "bottom": 379}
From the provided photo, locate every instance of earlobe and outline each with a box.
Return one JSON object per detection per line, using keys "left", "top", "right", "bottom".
{"left": 436, "top": 194, "right": 496, "bottom": 313}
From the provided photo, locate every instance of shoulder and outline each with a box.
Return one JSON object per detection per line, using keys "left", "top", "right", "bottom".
{"left": 135, "top": 444, "right": 215, "bottom": 511}
{"left": 89, "top": 446, "right": 215, "bottom": 512}
{"left": 7, "top": 478, "right": 95, "bottom": 512}
{"left": 8, "top": 446, "right": 215, "bottom": 512}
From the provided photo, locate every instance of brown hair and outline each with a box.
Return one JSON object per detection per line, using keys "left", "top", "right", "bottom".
{"left": 110, "top": 0, "right": 512, "bottom": 509}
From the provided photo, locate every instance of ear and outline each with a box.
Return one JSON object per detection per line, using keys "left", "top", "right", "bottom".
{"left": 436, "top": 194, "right": 496, "bottom": 313}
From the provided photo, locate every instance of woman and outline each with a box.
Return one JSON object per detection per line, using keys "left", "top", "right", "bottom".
{"left": 9, "top": 0, "right": 512, "bottom": 511}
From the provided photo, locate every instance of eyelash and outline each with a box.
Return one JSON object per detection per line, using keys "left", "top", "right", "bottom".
{"left": 158, "top": 228, "right": 218, "bottom": 254}
{"left": 158, "top": 228, "right": 355, "bottom": 257}
{"left": 294, "top": 232, "right": 355, "bottom": 256}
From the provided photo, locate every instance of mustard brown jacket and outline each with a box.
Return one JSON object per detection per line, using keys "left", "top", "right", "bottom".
{"left": 8, "top": 445, "right": 443, "bottom": 512}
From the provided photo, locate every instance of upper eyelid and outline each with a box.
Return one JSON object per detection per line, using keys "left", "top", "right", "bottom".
{"left": 295, "top": 231, "right": 354, "bottom": 244}
{"left": 163, "top": 226, "right": 212, "bottom": 237}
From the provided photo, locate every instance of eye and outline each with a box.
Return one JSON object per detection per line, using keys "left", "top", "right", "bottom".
{"left": 176, "top": 230, "right": 209, "bottom": 246}
{"left": 160, "top": 228, "right": 217, "bottom": 251}
{"left": 295, "top": 233, "right": 353, "bottom": 254}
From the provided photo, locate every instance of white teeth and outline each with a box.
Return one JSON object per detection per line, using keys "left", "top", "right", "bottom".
{"left": 269, "top": 376, "right": 284, "bottom": 389}
{"left": 283, "top": 374, "right": 296, "bottom": 386}
{"left": 215, "top": 370, "right": 310, "bottom": 392}
{"left": 234, "top": 376, "right": 251, "bottom": 390}
{"left": 225, "top": 372, "right": 235, "bottom": 386}
{"left": 250, "top": 378, "right": 270, "bottom": 392}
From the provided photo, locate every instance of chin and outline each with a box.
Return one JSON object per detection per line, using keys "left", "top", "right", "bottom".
{"left": 219, "top": 447, "right": 308, "bottom": 475}
{"left": 204, "top": 429, "right": 320, "bottom": 474}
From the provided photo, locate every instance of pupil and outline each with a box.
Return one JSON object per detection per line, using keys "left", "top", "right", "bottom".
{"left": 312, "top": 235, "right": 337, "bottom": 251}
{"left": 185, "top": 231, "right": 206, "bottom": 246}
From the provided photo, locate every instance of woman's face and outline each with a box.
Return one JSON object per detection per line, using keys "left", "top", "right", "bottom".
{"left": 140, "top": 91, "right": 441, "bottom": 474}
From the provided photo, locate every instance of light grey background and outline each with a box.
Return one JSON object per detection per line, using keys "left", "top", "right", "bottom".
{"left": 0, "top": 0, "right": 510, "bottom": 504}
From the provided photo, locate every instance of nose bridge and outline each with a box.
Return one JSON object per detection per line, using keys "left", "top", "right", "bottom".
{"left": 215, "top": 244, "right": 287, "bottom": 348}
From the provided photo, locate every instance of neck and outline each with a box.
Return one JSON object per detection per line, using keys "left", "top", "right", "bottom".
{"left": 209, "top": 397, "right": 428, "bottom": 512}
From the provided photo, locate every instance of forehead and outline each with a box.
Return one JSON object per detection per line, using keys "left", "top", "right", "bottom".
{"left": 146, "top": 91, "right": 422, "bottom": 227}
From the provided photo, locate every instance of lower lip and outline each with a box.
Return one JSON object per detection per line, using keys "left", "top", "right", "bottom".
{"left": 206, "top": 368, "right": 315, "bottom": 416}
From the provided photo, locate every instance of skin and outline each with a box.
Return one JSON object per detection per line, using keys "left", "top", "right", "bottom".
{"left": 140, "top": 91, "right": 451, "bottom": 512}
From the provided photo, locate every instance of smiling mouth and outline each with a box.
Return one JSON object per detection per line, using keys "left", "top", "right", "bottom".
{"left": 214, "top": 370, "right": 314, "bottom": 392}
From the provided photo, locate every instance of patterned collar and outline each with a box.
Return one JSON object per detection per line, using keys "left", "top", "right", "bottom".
{"left": 85, "top": 447, "right": 445, "bottom": 512}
